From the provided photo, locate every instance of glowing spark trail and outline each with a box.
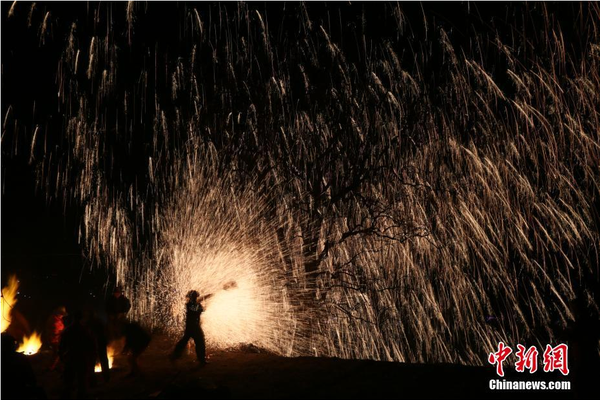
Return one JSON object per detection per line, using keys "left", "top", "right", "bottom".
{"left": 152, "top": 169, "right": 308, "bottom": 353}
{"left": 3, "top": 3, "right": 599, "bottom": 365}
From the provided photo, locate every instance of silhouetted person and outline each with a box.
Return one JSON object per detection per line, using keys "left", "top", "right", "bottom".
{"left": 170, "top": 282, "right": 236, "bottom": 366}
{"left": 105, "top": 287, "right": 131, "bottom": 341}
{"left": 122, "top": 321, "right": 151, "bottom": 376}
{"left": 44, "top": 306, "right": 67, "bottom": 371}
{"left": 1, "top": 333, "right": 46, "bottom": 399}
{"left": 59, "top": 311, "right": 96, "bottom": 399}
{"left": 83, "top": 307, "right": 110, "bottom": 384}
{"left": 170, "top": 290, "right": 209, "bottom": 365}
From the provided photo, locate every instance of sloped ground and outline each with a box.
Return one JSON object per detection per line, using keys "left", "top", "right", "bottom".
{"left": 21, "top": 334, "right": 573, "bottom": 399}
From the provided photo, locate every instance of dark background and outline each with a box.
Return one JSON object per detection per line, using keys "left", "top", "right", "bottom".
{"left": 1, "top": 1, "right": 589, "bottom": 330}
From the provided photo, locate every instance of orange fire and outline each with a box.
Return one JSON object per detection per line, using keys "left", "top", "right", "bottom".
{"left": 17, "top": 332, "right": 42, "bottom": 355}
{"left": 1, "top": 275, "right": 19, "bottom": 333}
{"left": 2, "top": 275, "right": 42, "bottom": 356}
{"left": 94, "top": 345, "right": 116, "bottom": 372}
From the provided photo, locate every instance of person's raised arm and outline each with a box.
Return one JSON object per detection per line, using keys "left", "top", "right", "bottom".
{"left": 198, "top": 281, "right": 237, "bottom": 302}
{"left": 199, "top": 293, "right": 214, "bottom": 302}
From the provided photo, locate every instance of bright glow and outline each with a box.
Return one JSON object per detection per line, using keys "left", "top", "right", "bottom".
{"left": 1, "top": 275, "right": 18, "bottom": 333}
{"left": 94, "top": 345, "right": 115, "bottom": 373}
{"left": 12, "top": 3, "right": 600, "bottom": 365}
{"left": 169, "top": 250, "right": 287, "bottom": 349}
{"left": 159, "top": 184, "right": 306, "bottom": 355}
{"left": 17, "top": 332, "right": 42, "bottom": 355}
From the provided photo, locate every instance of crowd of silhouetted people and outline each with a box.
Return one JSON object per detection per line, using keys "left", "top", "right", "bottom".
{"left": 1, "top": 287, "right": 150, "bottom": 399}
{"left": 3, "top": 283, "right": 598, "bottom": 398}
{"left": 1, "top": 282, "right": 242, "bottom": 399}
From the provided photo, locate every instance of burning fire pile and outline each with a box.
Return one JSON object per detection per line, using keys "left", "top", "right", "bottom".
{"left": 16, "top": 332, "right": 43, "bottom": 355}
{"left": 2, "top": 274, "right": 117, "bottom": 368}
{"left": 1, "top": 275, "right": 18, "bottom": 333}
{"left": 94, "top": 344, "right": 116, "bottom": 373}
{"left": 1, "top": 275, "right": 42, "bottom": 355}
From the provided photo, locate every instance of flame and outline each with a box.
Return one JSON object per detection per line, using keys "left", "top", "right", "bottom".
{"left": 1, "top": 275, "right": 19, "bottom": 333}
{"left": 94, "top": 344, "right": 116, "bottom": 372}
{"left": 17, "top": 332, "right": 42, "bottom": 355}
{"left": 2, "top": 276, "right": 42, "bottom": 355}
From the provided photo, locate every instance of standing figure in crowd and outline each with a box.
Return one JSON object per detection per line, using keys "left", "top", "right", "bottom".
{"left": 83, "top": 307, "right": 110, "bottom": 384}
{"left": 59, "top": 311, "right": 96, "bottom": 399}
{"left": 45, "top": 306, "right": 67, "bottom": 371}
{"left": 122, "top": 320, "right": 151, "bottom": 377}
{"left": 105, "top": 286, "right": 131, "bottom": 341}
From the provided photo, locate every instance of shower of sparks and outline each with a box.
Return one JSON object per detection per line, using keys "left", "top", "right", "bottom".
{"left": 3, "top": 3, "right": 599, "bottom": 364}
{"left": 152, "top": 167, "right": 308, "bottom": 352}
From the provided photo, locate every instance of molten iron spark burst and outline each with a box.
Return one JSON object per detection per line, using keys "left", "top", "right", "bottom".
{"left": 153, "top": 170, "right": 308, "bottom": 354}
{"left": 3, "top": 3, "right": 599, "bottom": 364}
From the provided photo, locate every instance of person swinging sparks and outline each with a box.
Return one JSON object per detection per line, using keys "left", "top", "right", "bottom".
{"left": 170, "top": 282, "right": 236, "bottom": 366}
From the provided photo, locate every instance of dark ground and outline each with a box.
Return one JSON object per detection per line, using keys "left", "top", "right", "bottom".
{"left": 18, "top": 334, "right": 574, "bottom": 399}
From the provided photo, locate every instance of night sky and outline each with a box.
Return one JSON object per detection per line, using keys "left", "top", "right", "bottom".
{"left": 1, "top": 0, "right": 598, "bottom": 362}
{"left": 2, "top": 1, "right": 508, "bottom": 326}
